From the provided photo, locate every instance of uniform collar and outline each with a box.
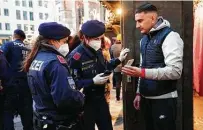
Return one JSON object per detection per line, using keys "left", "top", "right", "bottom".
{"left": 81, "top": 43, "right": 97, "bottom": 58}
{"left": 14, "top": 39, "right": 23, "bottom": 43}
{"left": 81, "top": 44, "right": 106, "bottom": 67}
{"left": 40, "top": 42, "right": 63, "bottom": 57}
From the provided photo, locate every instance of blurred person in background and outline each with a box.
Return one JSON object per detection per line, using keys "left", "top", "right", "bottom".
{"left": 67, "top": 36, "right": 73, "bottom": 45}
{"left": 1, "top": 29, "right": 33, "bottom": 130}
{"left": 68, "top": 35, "right": 81, "bottom": 53}
{"left": 111, "top": 34, "right": 122, "bottom": 102}
{"left": 101, "top": 36, "right": 113, "bottom": 105}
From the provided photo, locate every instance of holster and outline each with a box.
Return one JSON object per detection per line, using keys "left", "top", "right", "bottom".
{"left": 33, "top": 111, "right": 81, "bottom": 130}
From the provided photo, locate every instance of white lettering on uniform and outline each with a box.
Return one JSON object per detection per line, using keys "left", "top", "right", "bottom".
{"left": 13, "top": 42, "right": 25, "bottom": 47}
{"left": 30, "top": 60, "right": 44, "bottom": 71}
{"left": 22, "top": 50, "right": 29, "bottom": 59}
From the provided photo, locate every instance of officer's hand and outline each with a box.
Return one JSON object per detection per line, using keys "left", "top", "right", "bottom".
{"left": 133, "top": 94, "right": 141, "bottom": 110}
{"left": 93, "top": 73, "right": 110, "bottom": 85}
{"left": 119, "top": 48, "right": 130, "bottom": 62}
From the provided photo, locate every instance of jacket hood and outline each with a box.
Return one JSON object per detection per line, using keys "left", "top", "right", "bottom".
{"left": 150, "top": 17, "right": 170, "bottom": 32}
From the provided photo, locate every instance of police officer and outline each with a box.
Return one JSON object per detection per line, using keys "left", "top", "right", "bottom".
{"left": 0, "top": 50, "right": 9, "bottom": 129}
{"left": 68, "top": 20, "right": 129, "bottom": 130}
{"left": 23, "top": 22, "right": 85, "bottom": 130}
{"left": 1, "top": 29, "right": 33, "bottom": 130}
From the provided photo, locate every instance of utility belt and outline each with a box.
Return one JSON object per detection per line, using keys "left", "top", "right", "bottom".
{"left": 33, "top": 111, "right": 83, "bottom": 130}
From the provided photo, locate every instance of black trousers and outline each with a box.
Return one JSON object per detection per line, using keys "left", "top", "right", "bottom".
{"left": 84, "top": 97, "right": 113, "bottom": 130}
{"left": 113, "top": 72, "right": 122, "bottom": 100}
{"left": 141, "top": 97, "right": 177, "bottom": 130}
{"left": 0, "top": 91, "right": 4, "bottom": 129}
{"left": 3, "top": 78, "right": 33, "bottom": 130}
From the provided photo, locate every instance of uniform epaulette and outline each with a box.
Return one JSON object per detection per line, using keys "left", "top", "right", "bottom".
{"left": 57, "top": 55, "right": 67, "bottom": 64}
{"left": 73, "top": 52, "right": 81, "bottom": 60}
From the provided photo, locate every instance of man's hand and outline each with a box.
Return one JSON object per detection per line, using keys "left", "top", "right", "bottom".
{"left": 122, "top": 65, "right": 141, "bottom": 77}
{"left": 133, "top": 94, "right": 141, "bottom": 110}
{"left": 93, "top": 73, "right": 110, "bottom": 85}
{"left": 118, "top": 48, "right": 130, "bottom": 62}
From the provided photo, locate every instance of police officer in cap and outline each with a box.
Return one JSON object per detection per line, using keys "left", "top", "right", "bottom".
{"left": 68, "top": 20, "right": 129, "bottom": 130}
{"left": 23, "top": 22, "right": 85, "bottom": 130}
{"left": 0, "top": 50, "right": 10, "bottom": 129}
{"left": 1, "top": 29, "right": 33, "bottom": 130}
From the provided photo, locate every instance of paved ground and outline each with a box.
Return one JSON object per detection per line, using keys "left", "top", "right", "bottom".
{"left": 110, "top": 89, "right": 123, "bottom": 130}
{"left": 193, "top": 93, "right": 203, "bottom": 130}
{"left": 14, "top": 90, "right": 203, "bottom": 130}
{"left": 14, "top": 89, "right": 123, "bottom": 130}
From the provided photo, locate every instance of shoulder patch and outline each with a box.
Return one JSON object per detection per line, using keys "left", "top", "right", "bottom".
{"left": 73, "top": 52, "right": 81, "bottom": 60}
{"left": 57, "top": 55, "right": 67, "bottom": 64}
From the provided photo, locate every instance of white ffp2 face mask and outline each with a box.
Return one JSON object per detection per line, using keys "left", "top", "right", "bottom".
{"left": 58, "top": 43, "right": 69, "bottom": 57}
{"left": 88, "top": 40, "right": 101, "bottom": 51}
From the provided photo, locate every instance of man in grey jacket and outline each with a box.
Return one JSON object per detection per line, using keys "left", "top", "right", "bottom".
{"left": 122, "top": 3, "right": 183, "bottom": 130}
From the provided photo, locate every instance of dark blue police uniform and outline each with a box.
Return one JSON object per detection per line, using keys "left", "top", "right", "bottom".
{"left": 68, "top": 44, "right": 121, "bottom": 130}
{"left": 2, "top": 40, "right": 30, "bottom": 78}
{"left": 1, "top": 30, "right": 33, "bottom": 130}
{"left": 28, "top": 43, "right": 84, "bottom": 130}
{"left": 0, "top": 50, "right": 9, "bottom": 130}
{"left": 67, "top": 20, "right": 121, "bottom": 130}
{"left": 0, "top": 50, "right": 9, "bottom": 79}
{"left": 28, "top": 22, "right": 84, "bottom": 130}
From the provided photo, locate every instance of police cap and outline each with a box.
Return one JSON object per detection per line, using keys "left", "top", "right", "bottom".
{"left": 14, "top": 29, "right": 26, "bottom": 39}
{"left": 38, "top": 22, "right": 71, "bottom": 40}
{"left": 81, "top": 20, "right": 105, "bottom": 38}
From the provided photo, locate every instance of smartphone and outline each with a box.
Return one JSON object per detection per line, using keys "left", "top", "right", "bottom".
{"left": 126, "top": 59, "right": 134, "bottom": 66}
{"left": 101, "top": 70, "right": 112, "bottom": 77}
